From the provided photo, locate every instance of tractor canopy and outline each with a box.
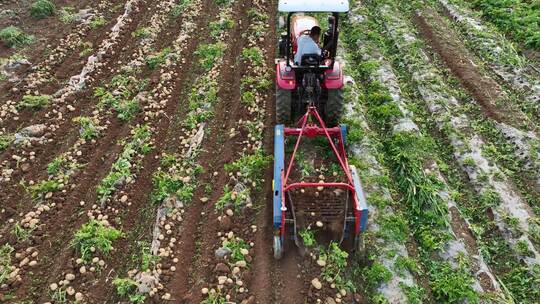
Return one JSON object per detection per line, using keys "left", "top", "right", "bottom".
{"left": 278, "top": 0, "right": 350, "bottom": 13}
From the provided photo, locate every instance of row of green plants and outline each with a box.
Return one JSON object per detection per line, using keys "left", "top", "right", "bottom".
{"left": 343, "top": 2, "right": 505, "bottom": 303}
{"left": 340, "top": 67, "right": 424, "bottom": 302}
{"left": 424, "top": 0, "right": 540, "bottom": 120}
{"left": 202, "top": 4, "right": 271, "bottom": 303}
{"left": 375, "top": 0, "right": 540, "bottom": 263}
{"left": 362, "top": 0, "right": 540, "bottom": 302}
{"left": 112, "top": 1, "right": 233, "bottom": 302}
{"left": 97, "top": 125, "right": 153, "bottom": 203}
{"left": 469, "top": 0, "right": 540, "bottom": 50}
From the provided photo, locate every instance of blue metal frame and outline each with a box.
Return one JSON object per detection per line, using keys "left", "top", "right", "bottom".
{"left": 273, "top": 125, "right": 285, "bottom": 230}
{"left": 339, "top": 124, "right": 348, "bottom": 147}
{"left": 350, "top": 165, "right": 369, "bottom": 232}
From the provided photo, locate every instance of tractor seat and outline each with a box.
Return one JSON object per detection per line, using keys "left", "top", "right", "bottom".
{"left": 300, "top": 53, "right": 321, "bottom": 66}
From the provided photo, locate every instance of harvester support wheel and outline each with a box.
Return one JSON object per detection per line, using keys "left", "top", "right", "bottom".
{"left": 273, "top": 235, "right": 283, "bottom": 260}
{"left": 354, "top": 235, "right": 366, "bottom": 258}
{"left": 326, "top": 88, "right": 344, "bottom": 127}
{"left": 276, "top": 87, "right": 292, "bottom": 125}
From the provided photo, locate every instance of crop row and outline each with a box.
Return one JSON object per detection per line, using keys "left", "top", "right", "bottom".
{"left": 353, "top": 0, "right": 540, "bottom": 302}
{"left": 43, "top": 0, "right": 211, "bottom": 301}
{"left": 109, "top": 0, "right": 240, "bottom": 302}
{"left": 344, "top": 8, "right": 503, "bottom": 303}
{"left": 0, "top": 0, "right": 114, "bottom": 88}
{"left": 198, "top": 2, "right": 272, "bottom": 303}
{"left": 0, "top": 0, "right": 189, "bottom": 244}
{"left": 0, "top": 0, "right": 204, "bottom": 301}
{"left": 428, "top": 0, "right": 540, "bottom": 119}
{"left": 0, "top": 0, "right": 144, "bottom": 189}
{"left": 468, "top": 0, "right": 539, "bottom": 50}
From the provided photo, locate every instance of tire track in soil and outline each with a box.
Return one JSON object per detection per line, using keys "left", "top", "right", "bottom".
{"left": 0, "top": 0, "right": 166, "bottom": 224}
{"left": 160, "top": 1, "right": 252, "bottom": 301}
{"left": 1, "top": 3, "right": 199, "bottom": 302}
{"left": 248, "top": 1, "right": 282, "bottom": 303}
{"left": 274, "top": 246, "right": 306, "bottom": 304}
{"left": 412, "top": 9, "right": 535, "bottom": 128}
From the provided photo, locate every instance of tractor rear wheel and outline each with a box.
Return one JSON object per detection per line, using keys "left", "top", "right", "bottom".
{"left": 273, "top": 235, "right": 283, "bottom": 260}
{"left": 326, "top": 88, "right": 344, "bottom": 127}
{"left": 276, "top": 87, "right": 292, "bottom": 125}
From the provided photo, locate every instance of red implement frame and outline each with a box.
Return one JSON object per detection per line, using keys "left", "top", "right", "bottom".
{"left": 280, "top": 106, "right": 361, "bottom": 239}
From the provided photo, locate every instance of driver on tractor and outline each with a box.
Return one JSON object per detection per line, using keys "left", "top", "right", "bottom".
{"left": 294, "top": 25, "right": 322, "bottom": 65}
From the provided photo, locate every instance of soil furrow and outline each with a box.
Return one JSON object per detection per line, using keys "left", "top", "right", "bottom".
{"left": 0, "top": 0, "right": 181, "bottom": 226}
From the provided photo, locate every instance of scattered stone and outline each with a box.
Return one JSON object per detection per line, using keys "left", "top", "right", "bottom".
{"left": 215, "top": 247, "right": 231, "bottom": 259}
{"left": 214, "top": 263, "right": 229, "bottom": 273}
{"left": 220, "top": 216, "right": 232, "bottom": 230}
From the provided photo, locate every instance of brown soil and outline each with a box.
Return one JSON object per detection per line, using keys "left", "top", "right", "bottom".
{"left": 413, "top": 9, "right": 531, "bottom": 129}
{"left": 0, "top": 0, "right": 160, "bottom": 221}
{"left": 0, "top": 1, "right": 201, "bottom": 301}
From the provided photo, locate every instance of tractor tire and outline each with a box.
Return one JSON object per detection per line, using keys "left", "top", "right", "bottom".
{"left": 273, "top": 235, "right": 283, "bottom": 260}
{"left": 326, "top": 88, "right": 344, "bottom": 127}
{"left": 276, "top": 87, "right": 292, "bottom": 125}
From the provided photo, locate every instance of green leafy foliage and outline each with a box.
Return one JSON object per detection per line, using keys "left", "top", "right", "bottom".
{"left": 170, "top": 0, "right": 192, "bottom": 18}
{"left": 30, "top": 0, "right": 56, "bottom": 19}
{"left": 195, "top": 43, "right": 226, "bottom": 71}
{"left": 146, "top": 47, "right": 172, "bottom": 70}
{"left": 97, "top": 125, "right": 152, "bottom": 202}
{"left": 73, "top": 116, "right": 100, "bottom": 140}
{"left": 299, "top": 229, "right": 316, "bottom": 247}
{"left": 364, "top": 261, "right": 392, "bottom": 290}
{"left": 58, "top": 6, "right": 75, "bottom": 23}
{"left": 89, "top": 16, "right": 107, "bottom": 29}
{"left": 132, "top": 27, "right": 151, "bottom": 39}
{"left": 216, "top": 185, "right": 249, "bottom": 211}
{"left": 471, "top": 0, "right": 540, "bottom": 49}
{"left": 209, "top": 14, "right": 234, "bottom": 38}
{"left": 0, "top": 244, "right": 14, "bottom": 285}
{"left": 50, "top": 287, "right": 67, "bottom": 304}
{"left": 113, "top": 278, "right": 146, "bottom": 303}
{"left": 18, "top": 94, "right": 51, "bottom": 109}
{"left": 184, "top": 76, "right": 219, "bottom": 129}
{"left": 201, "top": 292, "right": 227, "bottom": 304}
{"left": 95, "top": 73, "right": 148, "bottom": 121}
{"left": 224, "top": 148, "right": 271, "bottom": 185}
{"left": 0, "top": 134, "right": 13, "bottom": 151}
{"left": 0, "top": 26, "right": 34, "bottom": 48}
{"left": 25, "top": 180, "right": 61, "bottom": 200}
{"left": 222, "top": 238, "right": 249, "bottom": 263}
{"left": 72, "top": 220, "right": 124, "bottom": 261}
{"left": 241, "top": 47, "right": 264, "bottom": 66}
{"left": 11, "top": 223, "right": 35, "bottom": 242}
{"left": 427, "top": 260, "right": 478, "bottom": 303}
{"left": 320, "top": 242, "right": 355, "bottom": 291}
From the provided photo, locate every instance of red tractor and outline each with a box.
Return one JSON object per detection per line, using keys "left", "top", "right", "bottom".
{"left": 273, "top": 0, "right": 368, "bottom": 259}
{"left": 275, "top": 3, "right": 345, "bottom": 126}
